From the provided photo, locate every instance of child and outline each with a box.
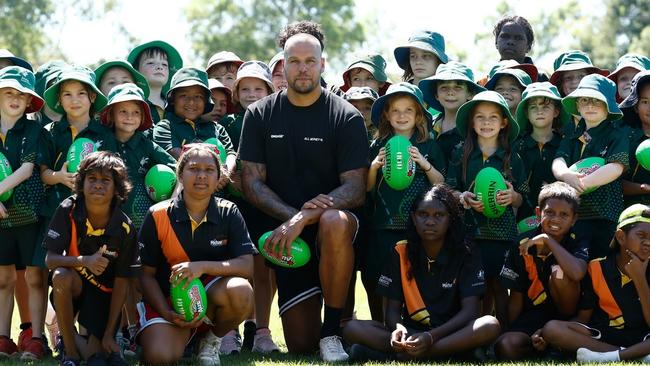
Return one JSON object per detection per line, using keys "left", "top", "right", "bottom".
{"left": 552, "top": 74, "right": 628, "bottom": 259}
{"left": 0, "top": 49, "right": 32, "bottom": 71}
{"left": 127, "top": 40, "right": 183, "bottom": 122}
{"left": 33, "top": 60, "right": 66, "bottom": 125}
{"left": 218, "top": 60, "right": 278, "bottom": 355}
{"left": 343, "top": 184, "right": 500, "bottom": 362}
{"left": 550, "top": 51, "right": 608, "bottom": 98}
{"left": 485, "top": 64, "right": 532, "bottom": 118}
{"left": 620, "top": 70, "right": 650, "bottom": 207}
{"left": 205, "top": 51, "right": 244, "bottom": 90}
{"left": 539, "top": 203, "right": 650, "bottom": 363}
{"left": 446, "top": 90, "right": 527, "bottom": 325}
{"left": 341, "top": 54, "right": 390, "bottom": 95}
{"left": 201, "top": 79, "right": 233, "bottom": 123}
{"left": 44, "top": 151, "right": 138, "bottom": 366}
{"left": 152, "top": 67, "right": 236, "bottom": 194}
{"left": 94, "top": 60, "right": 149, "bottom": 100}
{"left": 269, "top": 51, "right": 287, "bottom": 91}
{"left": 419, "top": 61, "right": 486, "bottom": 165}
{"left": 136, "top": 144, "right": 255, "bottom": 366}
{"left": 513, "top": 82, "right": 567, "bottom": 219}
{"left": 365, "top": 83, "right": 445, "bottom": 321}
{"left": 495, "top": 182, "right": 588, "bottom": 360}
{"left": 393, "top": 31, "right": 448, "bottom": 85}
{"left": 343, "top": 86, "right": 378, "bottom": 141}
{"left": 607, "top": 53, "right": 650, "bottom": 102}
{"left": 0, "top": 66, "right": 49, "bottom": 360}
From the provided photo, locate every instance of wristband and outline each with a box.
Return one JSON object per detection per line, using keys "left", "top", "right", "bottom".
{"left": 423, "top": 163, "right": 433, "bottom": 172}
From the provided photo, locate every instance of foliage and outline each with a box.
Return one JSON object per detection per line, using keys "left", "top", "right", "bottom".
{"left": 0, "top": 0, "right": 54, "bottom": 63}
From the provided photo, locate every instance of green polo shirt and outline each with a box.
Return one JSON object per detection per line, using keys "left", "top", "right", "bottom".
{"left": 153, "top": 112, "right": 236, "bottom": 156}
{"left": 514, "top": 131, "right": 562, "bottom": 218}
{"left": 555, "top": 119, "right": 629, "bottom": 222}
{"left": 369, "top": 134, "right": 446, "bottom": 230}
{"left": 432, "top": 114, "right": 463, "bottom": 171}
{"left": 624, "top": 127, "right": 650, "bottom": 206}
{"left": 446, "top": 142, "right": 529, "bottom": 242}
{"left": 219, "top": 111, "right": 244, "bottom": 150}
{"left": 0, "top": 117, "right": 47, "bottom": 229}
{"left": 39, "top": 118, "right": 117, "bottom": 218}
{"left": 116, "top": 132, "right": 177, "bottom": 229}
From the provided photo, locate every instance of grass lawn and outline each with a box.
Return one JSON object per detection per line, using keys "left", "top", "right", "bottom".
{"left": 3, "top": 274, "right": 644, "bottom": 365}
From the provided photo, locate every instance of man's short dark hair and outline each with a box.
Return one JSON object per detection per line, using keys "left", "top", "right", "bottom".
{"left": 277, "top": 21, "right": 325, "bottom": 50}
{"left": 493, "top": 15, "right": 535, "bottom": 49}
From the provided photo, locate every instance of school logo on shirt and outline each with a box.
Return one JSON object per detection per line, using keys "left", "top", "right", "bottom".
{"left": 304, "top": 137, "right": 324, "bottom": 142}
{"left": 441, "top": 279, "right": 456, "bottom": 289}
{"left": 378, "top": 275, "right": 392, "bottom": 288}
{"left": 47, "top": 229, "right": 60, "bottom": 239}
{"left": 477, "top": 269, "right": 485, "bottom": 281}
{"left": 95, "top": 140, "right": 103, "bottom": 149}
{"left": 138, "top": 157, "right": 150, "bottom": 174}
{"left": 500, "top": 266, "right": 518, "bottom": 281}
{"left": 210, "top": 238, "right": 227, "bottom": 247}
{"left": 270, "top": 134, "right": 284, "bottom": 139}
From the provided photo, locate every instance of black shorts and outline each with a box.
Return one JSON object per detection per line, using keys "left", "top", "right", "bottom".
{"left": 508, "top": 305, "right": 561, "bottom": 336}
{"left": 576, "top": 322, "right": 650, "bottom": 348}
{"left": 573, "top": 219, "right": 616, "bottom": 260}
{"left": 475, "top": 239, "right": 510, "bottom": 277}
{"left": 270, "top": 210, "right": 359, "bottom": 316}
{"left": 0, "top": 222, "right": 41, "bottom": 268}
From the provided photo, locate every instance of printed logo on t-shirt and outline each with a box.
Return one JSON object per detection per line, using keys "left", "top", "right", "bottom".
{"left": 304, "top": 137, "right": 324, "bottom": 142}
{"left": 500, "top": 266, "right": 518, "bottom": 281}
{"left": 138, "top": 157, "right": 150, "bottom": 174}
{"left": 95, "top": 140, "right": 103, "bottom": 149}
{"left": 47, "top": 229, "right": 60, "bottom": 239}
{"left": 378, "top": 275, "right": 392, "bottom": 288}
{"left": 270, "top": 134, "right": 284, "bottom": 139}
{"left": 441, "top": 279, "right": 456, "bottom": 289}
{"left": 210, "top": 238, "right": 227, "bottom": 247}
{"left": 477, "top": 269, "right": 485, "bottom": 281}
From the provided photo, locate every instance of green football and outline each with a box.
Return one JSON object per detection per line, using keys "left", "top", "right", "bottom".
{"left": 204, "top": 137, "right": 227, "bottom": 164}
{"left": 257, "top": 231, "right": 311, "bottom": 268}
{"left": 144, "top": 164, "right": 177, "bottom": 202}
{"left": 569, "top": 157, "right": 606, "bottom": 194}
{"left": 0, "top": 152, "right": 14, "bottom": 202}
{"left": 517, "top": 215, "right": 540, "bottom": 234}
{"left": 66, "top": 137, "right": 97, "bottom": 173}
{"left": 473, "top": 167, "right": 508, "bottom": 218}
{"left": 636, "top": 139, "right": 650, "bottom": 171}
{"left": 170, "top": 277, "right": 207, "bottom": 322}
{"left": 382, "top": 135, "right": 416, "bottom": 190}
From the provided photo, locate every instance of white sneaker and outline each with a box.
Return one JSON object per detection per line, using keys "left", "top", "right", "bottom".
{"left": 319, "top": 335, "right": 349, "bottom": 362}
{"left": 197, "top": 331, "right": 221, "bottom": 366}
{"left": 218, "top": 330, "right": 242, "bottom": 355}
{"left": 576, "top": 347, "right": 620, "bottom": 363}
{"left": 252, "top": 329, "right": 280, "bottom": 354}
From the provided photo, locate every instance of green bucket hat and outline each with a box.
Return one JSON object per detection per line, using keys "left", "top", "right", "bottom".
{"left": 43, "top": 65, "right": 108, "bottom": 115}
{"left": 419, "top": 61, "right": 486, "bottom": 111}
{"left": 485, "top": 68, "right": 532, "bottom": 91}
{"left": 486, "top": 60, "right": 538, "bottom": 83}
{"left": 343, "top": 54, "right": 388, "bottom": 86}
{"left": 562, "top": 74, "right": 622, "bottom": 120}
{"left": 370, "top": 82, "right": 432, "bottom": 127}
{"left": 100, "top": 83, "right": 153, "bottom": 131}
{"left": 456, "top": 91, "right": 519, "bottom": 142}
{"left": 0, "top": 66, "right": 44, "bottom": 113}
{"left": 607, "top": 53, "right": 650, "bottom": 82}
{"left": 0, "top": 49, "right": 32, "bottom": 72}
{"left": 549, "top": 50, "right": 608, "bottom": 87}
{"left": 34, "top": 60, "right": 67, "bottom": 98}
{"left": 165, "top": 67, "right": 214, "bottom": 114}
{"left": 232, "top": 61, "right": 274, "bottom": 102}
{"left": 620, "top": 70, "right": 650, "bottom": 112}
{"left": 393, "top": 30, "right": 449, "bottom": 70}
{"left": 515, "top": 82, "right": 569, "bottom": 132}
{"left": 127, "top": 40, "right": 183, "bottom": 95}
{"left": 344, "top": 86, "right": 378, "bottom": 102}
{"left": 94, "top": 60, "right": 150, "bottom": 99}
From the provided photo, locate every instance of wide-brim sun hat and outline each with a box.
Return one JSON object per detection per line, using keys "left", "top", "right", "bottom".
{"left": 164, "top": 67, "right": 214, "bottom": 114}
{"left": 0, "top": 66, "right": 44, "bottom": 113}
{"left": 94, "top": 60, "right": 151, "bottom": 99}
{"left": 607, "top": 53, "right": 650, "bottom": 82}
{"left": 618, "top": 70, "right": 650, "bottom": 126}
{"left": 127, "top": 40, "right": 183, "bottom": 96}
{"left": 343, "top": 54, "right": 389, "bottom": 87}
{"left": 561, "top": 73, "right": 623, "bottom": 120}
{"left": 485, "top": 60, "right": 539, "bottom": 84}
{"left": 34, "top": 60, "right": 67, "bottom": 98}
{"left": 0, "top": 49, "right": 32, "bottom": 72}
{"left": 206, "top": 51, "right": 244, "bottom": 73}
{"left": 515, "top": 82, "right": 569, "bottom": 132}
{"left": 393, "top": 30, "right": 449, "bottom": 71}
{"left": 370, "top": 82, "right": 432, "bottom": 128}
{"left": 419, "top": 61, "right": 486, "bottom": 111}
{"left": 268, "top": 51, "right": 284, "bottom": 73}
{"left": 456, "top": 90, "right": 519, "bottom": 143}
{"left": 100, "top": 83, "right": 153, "bottom": 130}
{"left": 43, "top": 65, "right": 107, "bottom": 114}
{"left": 344, "top": 86, "right": 379, "bottom": 102}
{"left": 207, "top": 78, "right": 235, "bottom": 114}
{"left": 231, "top": 61, "right": 274, "bottom": 101}
{"left": 549, "top": 50, "right": 609, "bottom": 88}
{"left": 485, "top": 68, "right": 533, "bottom": 91}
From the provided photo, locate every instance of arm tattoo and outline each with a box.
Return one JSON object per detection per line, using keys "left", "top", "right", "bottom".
{"left": 328, "top": 168, "right": 367, "bottom": 209}
{"left": 241, "top": 161, "right": 298, "bottom": 221}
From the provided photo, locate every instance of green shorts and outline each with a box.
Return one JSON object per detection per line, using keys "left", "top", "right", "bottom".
{"left": 0, "top": 222, "right": 41, "bottom": 267}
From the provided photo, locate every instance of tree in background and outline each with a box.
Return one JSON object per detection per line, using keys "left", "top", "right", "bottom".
{"left": 0, "top": 0, "right": 54, "bottom": 63}
{"left": 185, "top": 0, "right": 366, "bottom": 67}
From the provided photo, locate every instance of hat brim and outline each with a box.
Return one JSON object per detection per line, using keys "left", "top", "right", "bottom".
{"left": 100, "top": 95, "right": 153, "bottom": 131}
{"left": 394, "top": 41, "right": 449, "bottom": 70}
{"left": 0, "top": 79, "right": 44, "bottom": 113}
{"left": 43, "top": 73, "right": 107, "bottom": 115}
{"left": 419, "top": 76, "right": 486, "bottom": 113}
{"left": 206, "top": 59, "right": 244, "bottom": 73}
{"left": 94, "top": 61, "right": 150, "bottom": 99}
{"left": 485, "top": 69, "right": 531, "bottom": 91}
{"left": 164, "top": 81, "right": 214, "bottom": 115}
{"left": 232, "top": 74, "right": 275, "bottom": 103}
{"left": 370, "top": 91, "right": 432, "bottom": 128}
{"left": 127, "top": 41, "right": 183, "bottom": 97}
{"left": 620, "top": 72, "right": 650, "bottom": 110}
{"left": 456, "top": 92, "right": 519, "bottom": 143}
{"left": 549, "top": 66, "right": 609, "bottom": 87}
{"left": 515, "top": 90, "right": 566, "bottom": 132}
{"left": 562, "top": 88, "right": 623, "bottom": 120}
{"left": 2, "top": 56, "right": 33, "bottom": 72}
{"left": 343, "top": 62, "right": 388, "bottom": 88}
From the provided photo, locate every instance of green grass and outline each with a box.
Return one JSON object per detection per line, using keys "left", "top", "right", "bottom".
{"left": 4, "top": 276, "right": 647, "bottom": 365}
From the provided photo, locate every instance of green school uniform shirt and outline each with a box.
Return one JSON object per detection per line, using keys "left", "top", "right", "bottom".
{"left": 624, "top": 127, "right": 650, "bottom": 206}
{"left": 153, "top": 112, "right": 236, "bottom": 156}
{"left": 116, "top": 132, "right": 177, "bottom": 229}
{"left": 39, "top": 118, "right": 117, "bottom": 218}
{"left": 432, "top": 114, "right": 463, "bottom": 171}
{"left": 514, "top": 131, "right": 562, "bottom": 218}
{"left": 369, "top": 134, "right": 446, "bottom": 230}
{"left": 219, "top": 111, "right": 244, "bottom": 150}
{"left": 0, "top": 117, "right": 47, "bottom": 228}
{"left": 446, "top": 142, "right": 529, "bottom": 242}
{"left": 555, "top": 119, "right": 629, "bottom": 222}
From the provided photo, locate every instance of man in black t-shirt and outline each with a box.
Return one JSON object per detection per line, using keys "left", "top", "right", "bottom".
{"left": 238, "top": 22, "right": 369, "bottom": 362}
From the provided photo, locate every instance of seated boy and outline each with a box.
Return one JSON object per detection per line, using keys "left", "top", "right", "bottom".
{"left": 540, "top": 203, "right": 650, "bottom": 363}
{"left": 495, "top": 182, "right": 588, "bottom": 360}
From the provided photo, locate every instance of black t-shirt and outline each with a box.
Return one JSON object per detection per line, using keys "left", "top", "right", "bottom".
{"left": 43, "top": 196, "right": 140, "bottom": 288}
{"left": 238, "top": 88, "right": 369, "bottom": 210}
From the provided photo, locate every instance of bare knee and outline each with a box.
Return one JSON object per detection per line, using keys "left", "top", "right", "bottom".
{"left": 342, "top": 319, "right": 365, "bottom": 343}
{"left": 225, "top": 277, "right": 253, "bottom": 314}
{"left": 541, "top": 320, "right": 567, "bottom": 343}
{"left": 319, "top": 210, "right": 355, "bottom": 239}
{"left": 474, "top": 315, "right": 501, "bottom": 343}
{"left": 51, "top": 268, "right": 76, "bottom": 292}
{"left": 25, "top": 268, "right": 46, "bottom": 289}
{"left": 0, "top": 267, "right": 16, "bottom": 288}
{"left": 495, "top": 332, "right": 528, "bottom": 360}
{"left": 141, "top": 347, "right": 182, "bottom": 365}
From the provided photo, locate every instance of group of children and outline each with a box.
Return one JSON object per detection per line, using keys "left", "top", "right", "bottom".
{"left": 0, "top": 14, "right": 649, "bottom": 365}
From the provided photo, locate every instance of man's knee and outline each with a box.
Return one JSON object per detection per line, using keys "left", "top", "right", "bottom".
{"left": 319, "top": 210, "right": 356, "bottom": 236}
